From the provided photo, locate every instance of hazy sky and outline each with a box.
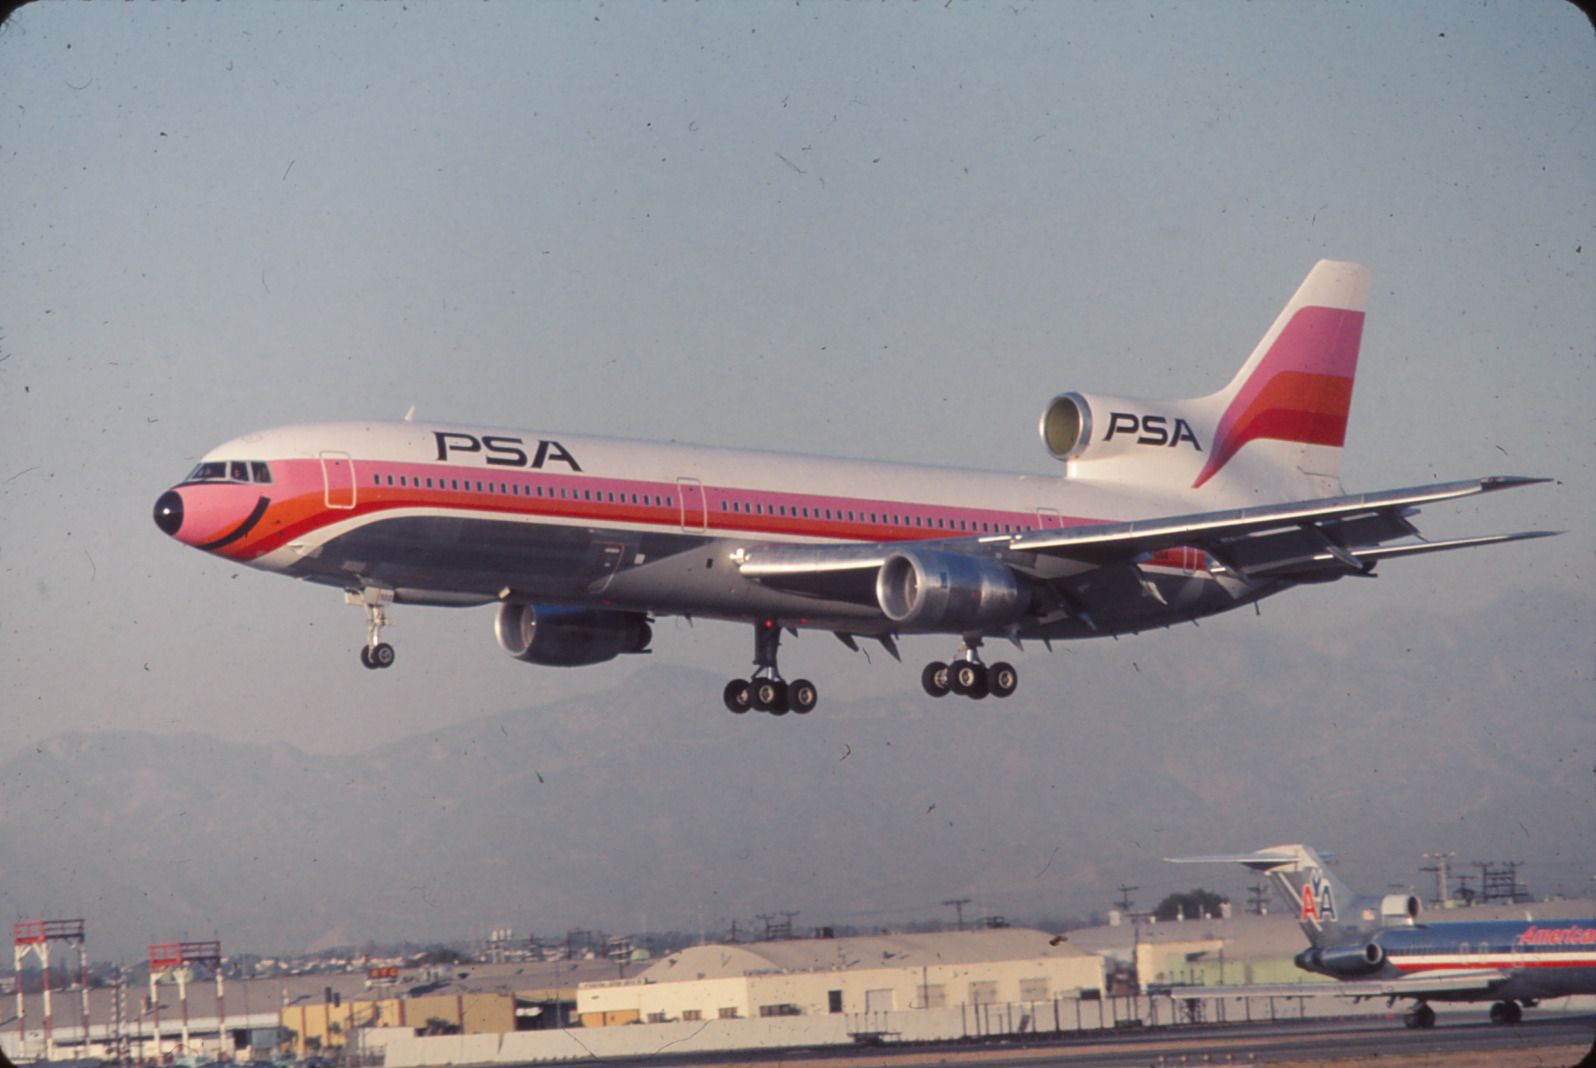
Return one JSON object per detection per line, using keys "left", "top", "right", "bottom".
{"left": 2, "top": 2, "right": 1592, "bottom": 949}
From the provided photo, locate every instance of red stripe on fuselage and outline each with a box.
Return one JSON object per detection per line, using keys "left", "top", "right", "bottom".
{"left": 204, "top": 458, "right": 1113, "bottom": 561}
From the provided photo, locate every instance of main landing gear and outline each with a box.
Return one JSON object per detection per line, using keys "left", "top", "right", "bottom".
{"left": 1488, "top": 999, "right": 1523, "bottom": 1025}
{"left": 349, "top": 587, "right": 396, "bottom": 670}
{"left": 1401, "top": 1002, "right": 1436, "bottom": 1029}
{"left": 921, "top": 639, "right": 1017, "bottom": 700}
{"left": 724, "top": 619, "right": 817, "bottom": 716}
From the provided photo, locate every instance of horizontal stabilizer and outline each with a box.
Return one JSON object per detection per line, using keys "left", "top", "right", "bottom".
{"left": 1167, "top": 850, "right": 1319, "bottom": 872}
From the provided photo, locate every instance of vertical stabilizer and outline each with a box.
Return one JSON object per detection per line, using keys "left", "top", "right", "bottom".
{"left": 1040, "top": 261, "right": 1369, "bottom": 505}
{"left": 1167, "top": 843, "right": 1360, "bottom": 947}
{"left": 1192, "top": 261, "right": 1368, "bottom": 497}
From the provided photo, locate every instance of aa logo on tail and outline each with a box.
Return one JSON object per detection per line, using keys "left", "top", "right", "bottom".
{"left": 1300, "top": 867, "right": 1337, "bottom": 925}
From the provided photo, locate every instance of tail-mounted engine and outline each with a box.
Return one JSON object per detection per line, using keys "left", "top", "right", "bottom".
{"left": 875, "top": 550, "right": 1030, "bottom": 631}
{"left": 1299, "top": 941, "right": 1385, "bottom": 978}
{"left": 1039, "top": 391, "right": 1208, "bottom": 476}
{"left": 1378, "top": 893, "right": 1421, "bottom": 925}
{"left": 495, "top": 604, "right": 652, "bottom": 667}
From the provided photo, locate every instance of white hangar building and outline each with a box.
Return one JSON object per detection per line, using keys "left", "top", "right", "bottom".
{"left": 577, "top": 928, "right": 1104, "bottom": 1027}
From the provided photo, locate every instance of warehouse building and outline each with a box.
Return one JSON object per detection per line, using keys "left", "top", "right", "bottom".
{"left": 576, "top": 927, "right": 1104, "bottom": 1027}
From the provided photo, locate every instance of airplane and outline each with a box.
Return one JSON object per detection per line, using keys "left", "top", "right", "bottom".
{"left": 1168, "top": 844, "right": 1596, "bottom": 1028}
{"left": 153, "top": 260, "right": 1555, "bottom": 715}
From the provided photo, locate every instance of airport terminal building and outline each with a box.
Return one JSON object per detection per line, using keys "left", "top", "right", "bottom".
{"left": 576, "top": 927, "right": 1105, "bottom": 1027}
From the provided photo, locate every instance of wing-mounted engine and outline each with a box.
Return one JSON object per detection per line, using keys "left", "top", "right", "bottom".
{"left": 875, "top": 549, "right": 1031, "bottom": 631}
{"left": 1039, "top": 391, "right": 1211, "bottom": 487}
{"left": 495, "top": 603, "right": 652, "bottom": 667}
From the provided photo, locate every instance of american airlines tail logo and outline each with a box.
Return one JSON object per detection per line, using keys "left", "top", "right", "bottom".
{"left": 434, "top": 432, "right": 583, "bottom": 472}
{"left": 1105, "top": 412, "right": 1202, "bottom": 450}
{"left": 1299, "top": 867, "right": 1337, "bottom": 925}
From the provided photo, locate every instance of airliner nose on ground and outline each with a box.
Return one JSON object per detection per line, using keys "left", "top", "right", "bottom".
{"left": 152, "top": 490, "right": 184, "bottom": 537}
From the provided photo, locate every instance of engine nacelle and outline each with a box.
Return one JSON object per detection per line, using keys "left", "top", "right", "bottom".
{"left": 495, "top": 604, "right": 652, "bottom": 667}
{"left": 1303, "top": 941, "right": 1385, "bottom": 977}
{"left": 1039, "top": 391, "right": 1206, "bottom": 465}
{"left": 875, "top": 550, "right": 1028, "bottom": 631}
{"left": 1378, "top": 893, "right": 1421, "bottom": 925}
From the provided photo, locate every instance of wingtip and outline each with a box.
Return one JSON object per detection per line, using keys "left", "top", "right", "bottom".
{"left": 1479, "top": 475, "right": 1554, "bottom": 491}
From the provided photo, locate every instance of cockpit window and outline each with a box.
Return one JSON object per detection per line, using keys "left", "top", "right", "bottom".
{"left": 187, "top": 461, "right": 228, "bottom": 482}
{"left": 185, "top": 460, "right": 273, "bottom": 484}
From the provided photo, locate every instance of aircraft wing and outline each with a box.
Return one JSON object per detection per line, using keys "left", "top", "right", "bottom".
{"left": 1154, "top": 972, "right": 1510, "bottom": 1002}
{"left": 1331, "top": 971, "right": 1513, "bottom": 1002}
{"left": 998, "top": 476, "right": 1554, "bottom": 580}
{"left": 738, "top": 476, "right": 1555, "bottom": 608}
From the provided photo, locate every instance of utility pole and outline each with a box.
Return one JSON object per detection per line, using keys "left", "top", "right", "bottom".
{"left": 942, "top": 898, "right": 972, "bottom": 932}
{"left": 1247, "top": 882, "right": 1271, "bottom": 916}
{"left": 1115, "top": 885, "right": 1139, "bottom": 915}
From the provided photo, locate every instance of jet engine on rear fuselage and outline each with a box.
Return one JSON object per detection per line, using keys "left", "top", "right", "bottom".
{"left": 1298, "top": 941, "right": 1386, "bottom": 978}
{"left": 495, "top": 604, "right": 652, "bottom": 667}
{"left": 1039, "top": 391, "right": 1206, "bottom": 465}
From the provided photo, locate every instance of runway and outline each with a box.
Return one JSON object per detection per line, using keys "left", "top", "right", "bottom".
{"left": 613, "top": 1012, "right": 1596, "bottom": 1067}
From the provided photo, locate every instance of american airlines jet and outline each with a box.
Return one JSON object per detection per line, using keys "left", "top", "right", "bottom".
{"left": 153, "top": 261, "right": 1552, "bottom": 714}
{"left": 1170, "top": 844, "right": 1596, "bottom": 1028}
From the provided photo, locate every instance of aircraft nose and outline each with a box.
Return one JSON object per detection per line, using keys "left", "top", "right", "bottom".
{"left": 153, "top": 490, "right": 184, "bottom": 537}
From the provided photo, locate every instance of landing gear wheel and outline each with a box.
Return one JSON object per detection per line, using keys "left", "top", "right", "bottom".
{"left": 788, "top": 679, "right": 818, "bottom": 715}
{"left": 1404, "top": 1004, "right": 1435, "bottom": 1029}
{"left": 951, "top": 661, "right": 987, "bottom": 697}
{"left": 360, "top": 646, "right": 377, "bottom": 670}
{"left": 723, "top": 679, "right": 751, "bottom": 714}
{"left": 988, "top": 661, "right": 1018, "bottom": 698}
{"left": 753, "top": 678, "right": 788, "bottom": 715}
{"left": 1489, "top": 1001, "right": 1521, "bottom": 1025}
{"left": 921, "top": 662, "right": 951, "bottom": 698}
{"left": 371, "top": 642, "right": 395, "bottom": 669}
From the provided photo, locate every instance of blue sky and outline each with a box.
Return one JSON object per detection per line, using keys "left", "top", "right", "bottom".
{"left": 1, "top": 2, "right": 1591, "bottom": 946}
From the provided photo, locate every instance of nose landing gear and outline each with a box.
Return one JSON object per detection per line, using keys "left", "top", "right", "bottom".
{"left": 921, "top": 639, "right": 1017, "bottom": 700}
{"left": 723, "top": 619, "right": 817, "bottom": 716}
{"left": 347, "top": 587, "right": 396, "bottom": 670}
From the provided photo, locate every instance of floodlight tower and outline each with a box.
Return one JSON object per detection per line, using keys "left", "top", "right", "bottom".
{"left": 149, "top": 941, "right": 224, "bottom": 1060}
{"left": 13, "top": 919, "right": 89, "bottom": 1061}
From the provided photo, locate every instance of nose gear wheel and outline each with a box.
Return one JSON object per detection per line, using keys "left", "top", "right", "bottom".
{"left": 348, "top": 587, "right": 397, "bottom": 670}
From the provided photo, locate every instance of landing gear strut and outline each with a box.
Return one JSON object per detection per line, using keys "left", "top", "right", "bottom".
{"left": 723, "top": 619, "right": 817, "bottom": 716}
{"left": 921, "top": 638, "right": 1017, "bottom": 701}
{"left": 348, "top": 587, "right": 396, "bottom": 670}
